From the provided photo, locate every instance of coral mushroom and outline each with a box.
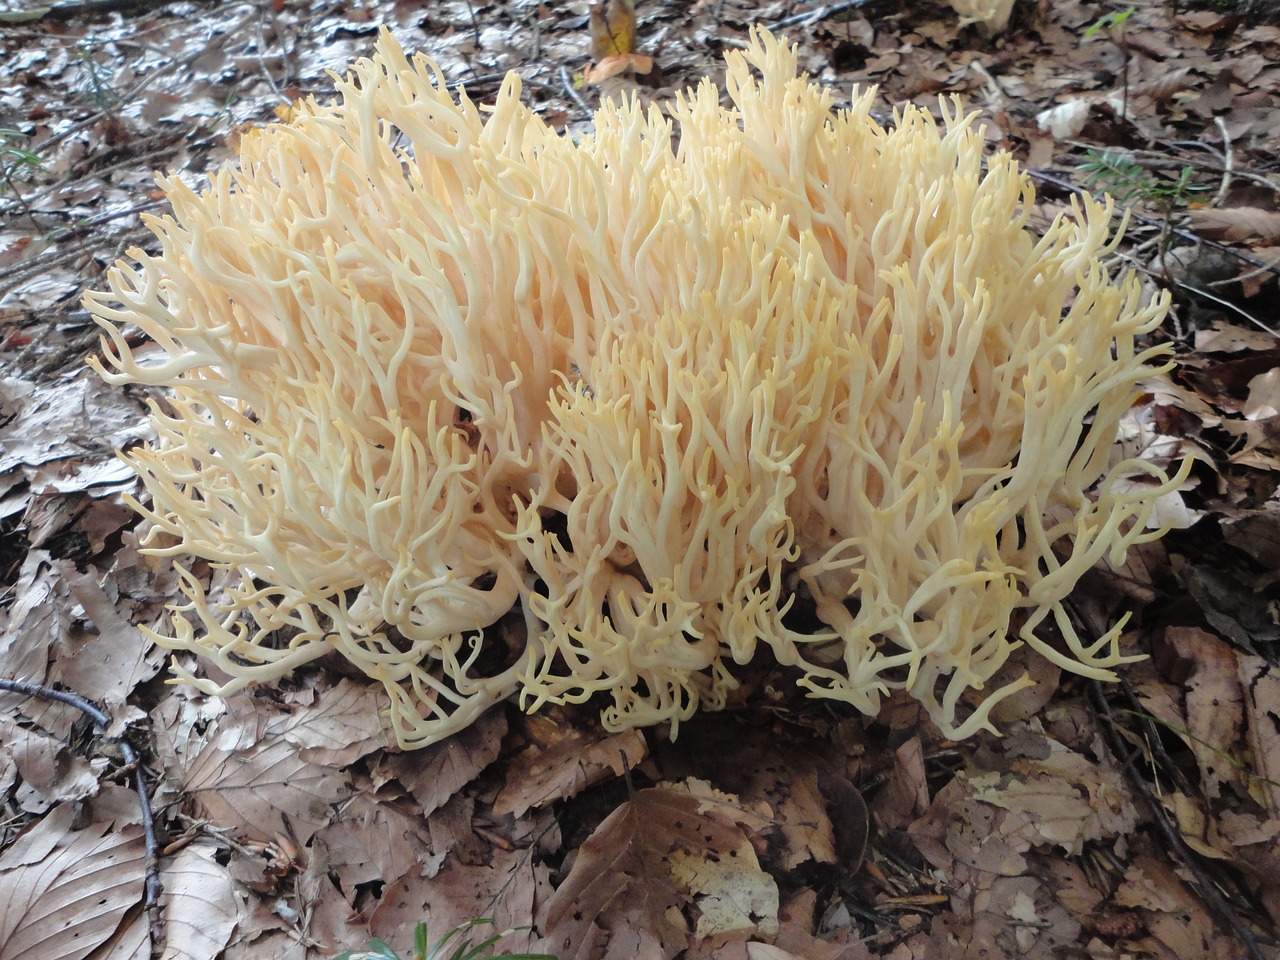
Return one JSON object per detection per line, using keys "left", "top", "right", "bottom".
{"left": 89, "top": 28, "right": 1185, "bottom": 748}
{"left": 948, "top": 0, "right": 1017, "bottom": 35}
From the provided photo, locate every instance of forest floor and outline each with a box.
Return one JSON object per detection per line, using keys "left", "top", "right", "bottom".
{"left": 1, "top": 0, "right": 1280, "bottom": 958}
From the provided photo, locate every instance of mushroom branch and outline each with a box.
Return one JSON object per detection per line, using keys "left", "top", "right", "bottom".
{"left": 88, "top": 28, "right": 1187, "bottom": 748}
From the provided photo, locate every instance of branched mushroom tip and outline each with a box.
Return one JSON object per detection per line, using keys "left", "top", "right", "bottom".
{"left": 88, "top": 27, "right": 1186, "bottom": 748}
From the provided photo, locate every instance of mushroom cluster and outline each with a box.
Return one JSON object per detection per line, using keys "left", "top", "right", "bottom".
{"left": 89, "top": 28, "right": 1183, "bottom": 747}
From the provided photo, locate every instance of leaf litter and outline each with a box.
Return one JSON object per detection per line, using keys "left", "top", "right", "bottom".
{"left": 1, "top": 0, "right": 1280, "bottom": 958}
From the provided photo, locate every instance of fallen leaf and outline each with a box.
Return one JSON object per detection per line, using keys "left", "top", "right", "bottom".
{"left": 159, "top": 843, "right": 241, "bottom": 960}
{"left": 494, "top": 715, "right": 646, "bottom": 817}
{"left": 1188, "top": 206, "right": 1280, "bottom": 243}
{"left": 0, "top": 805, "right": 146, "bottom": 960}
{"left": 543, "top": 781, "right": 773, "bottom": 960}
{"left": 590, "top": 0, "right": 636, "bottom": 60}
{"left": 181, "top": 696, "right": 352, "bottom": 844}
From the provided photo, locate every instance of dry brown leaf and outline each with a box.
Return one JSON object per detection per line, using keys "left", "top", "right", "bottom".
{"left": 543, "top": 781, "right": 774, "bottom": 960}
{"left": 582, "top": 54, "right": 654, "bottom": 84}
{"left": 1127, "top": 65, "right": 1198, "bottom": 102}
{"left": 181, "top": 696, "right": 352, "bottom": 844}
{"left": 1245, "top": 368, "right": 1280, "bottom": 421}
{"left": 0, "top": 804, "right": 146, "bottom": 960}
{"left": 970, "top": 739, "right": 1138, "bottom": 854}
{"left": 1194, "top": 321, "right": 1280, "bottom": 355}
{"left": 1, "top": 720, "right": 104, "bottom": 814}
{"left": 1189, "top": 206, "right": 1280, "bottom": 243}
{"left": 1240, "top": 656, "right": 1280, "bottom": 813}
{"left": 159, "top": 842, "right": 241, "bottom": 960}
{"left": 53, "top": 562, "right": 163, "bottom": 707}
{"left": 369, "top": 842, "right": 551, "bottom": 957}
{"left": 910, "top": 730, "right": 1138, "bottom": 890}
{"left": 381, "top": 709, "right": 506, "bottom": 818}
{"left": 282, "top": 679, "right": 393, "bottom": 765}
{"left": 312, "top": 785, "right": 434, "bottom": 896}
{"left": 295, "top": 837, "right": 361, "bottom": 953}
{"left": 672, "top": 845, "right": 778, "bottom": 940}
{"left": 1114, "top": 857, "right": 1226, "bottom": 959}
{"left": 778, "top": 766, "right": 840, "bottom": 870}
{"left": 909, "top": 773, "right": 1028, "bottom": 878}
{"left": 872, "top": 737, "right": 928, "bottom": 830}
{"left": 494, "top": 715, "right": 646, "bottom": 818}
{"left": 0, "top": 555, "right": 66, "bottom": 721}
{"left": 589, "top": 0, "right": 636, "bottom": 60}
{"left": 1163, "top": 626, "right": 1246, "bottom": 797}
{"left": 640, "top": 720, "right": 845, "bottom": 872}
{"left": 0, "top": 375, "right": 149, "bottom": 488}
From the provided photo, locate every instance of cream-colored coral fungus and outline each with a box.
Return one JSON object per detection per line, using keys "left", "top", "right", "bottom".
{"left": 89, "top": 28, "right": 1184, "bottom": 748}
{"left": 948, "top": 0, "right": 1016, "bottom": 36}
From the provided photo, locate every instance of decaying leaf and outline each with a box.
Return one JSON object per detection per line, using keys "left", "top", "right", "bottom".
{"left": 589, "top": 0, "right": 636, "bottom": 60}
{"left": 378, "top": 710, "right": 507, "bottom": 819}
{"left": 669, "top": 840, "right": 778, "bottom": 940}
{"left": 967, "top": 737, "right": 1138, "bottom": 855}
{"left": 369, "top": 842, "right": 551, "bottom": 957}
{"left": 2, "top": 720, "right": 104, "bottom": 814}
{"left": 582, "top": 53, "right": 655, "bottom": 85}
{"left": 1188, "top": 206, "right": 1280, "bottom": 243}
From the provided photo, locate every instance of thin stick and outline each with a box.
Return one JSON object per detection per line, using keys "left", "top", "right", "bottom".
{"left": 0, "top": 676, "right": 163, "bottom": 949}
{"left": 771, "top": 0, "right": 877, "bottom": 29}
{"left": 559, "top": 66, "right": 592, "bottom": 119}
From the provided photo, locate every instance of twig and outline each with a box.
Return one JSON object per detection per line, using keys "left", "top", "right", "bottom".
{"left": 0, "top": 676, "right": 163, "bottom": 953}
{"left": 464, "top": 0, "right": 483, "bottom": 51}
{"left": 1176, "top": 280, "right": 1280, "bottom": 340}
{"left": 770, "top": 0, "right": 877, "bottom": 29}
{"left": 1, "top": 0, "right": 186, "bottom": 23}
{"left": 1217, "top": 249, "right": 1280, "bottom": 290}
{"left": 559, "top": 66, "right": 592, "bottom": 119}
{"left": 1210, "top": 117, "right": 1234, "bottom": 210}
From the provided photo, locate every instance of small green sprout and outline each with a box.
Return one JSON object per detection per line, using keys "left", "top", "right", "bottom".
{"left": 1084, "top": 6, "right": 1135, "bottom": 39}
{"left": 1077, "top": 148, "right": 1209, "bottom": 210}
